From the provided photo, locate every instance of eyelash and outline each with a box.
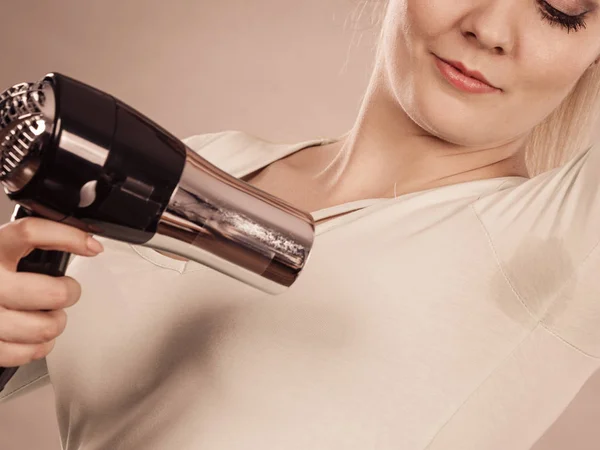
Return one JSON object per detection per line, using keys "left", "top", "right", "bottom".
{"left": 536, "top": 0, "right": 588, "bottom": 33}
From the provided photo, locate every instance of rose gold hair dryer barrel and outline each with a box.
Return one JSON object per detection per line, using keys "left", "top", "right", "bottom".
{"left": 0, "top": 73, "right": 316, "bottom": 390}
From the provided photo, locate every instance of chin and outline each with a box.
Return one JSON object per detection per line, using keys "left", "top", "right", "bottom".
{"left": 402, "top": 83, "right": 524, "bottom": 148}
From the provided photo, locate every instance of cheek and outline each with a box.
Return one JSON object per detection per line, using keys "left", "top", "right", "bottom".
{"left": 515, "top": 38, "right": 593, "bottom": 120}
{"left": 519, "top": 36, "right": 590, "bottom": 93}
{"left": 381, "top": 0, "right": 473, "bottom": 92}
{"left": 384, "top": 0, "right": 458, "bottom": 49}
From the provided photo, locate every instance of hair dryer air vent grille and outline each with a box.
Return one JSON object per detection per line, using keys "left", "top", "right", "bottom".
{"left": 0, "top": 82, "right": 47, "bottom": 181}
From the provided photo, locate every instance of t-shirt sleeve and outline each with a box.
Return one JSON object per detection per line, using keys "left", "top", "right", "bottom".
{"left": 472, "top": 141, "right": 600, "bottom": 359}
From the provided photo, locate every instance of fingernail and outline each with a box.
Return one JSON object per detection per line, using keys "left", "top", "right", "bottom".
{"left": 86, "top": 236, "right": 104, "bottom": 254}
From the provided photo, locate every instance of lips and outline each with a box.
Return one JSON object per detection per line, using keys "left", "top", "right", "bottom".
{"left": 435, "top": 55, "right": 499, "bottom": 90}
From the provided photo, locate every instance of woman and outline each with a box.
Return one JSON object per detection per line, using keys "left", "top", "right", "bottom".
{"left": 1, "top": 0, "right": 600, "bottom": 448}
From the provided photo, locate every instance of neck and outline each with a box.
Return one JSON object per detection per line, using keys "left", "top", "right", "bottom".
{"left": 311, "top": 61, "right": 530, "bottom": 202}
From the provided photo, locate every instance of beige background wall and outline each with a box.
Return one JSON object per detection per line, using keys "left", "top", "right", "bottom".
{"left": 0, "top": 1, "right": 598, "bottom": 448}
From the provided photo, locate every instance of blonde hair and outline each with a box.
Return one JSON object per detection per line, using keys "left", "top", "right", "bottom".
{"left": 524, "top": 67, "right": 600, "bottom": 176}
{"left": 351, "top": 0, "right": 600, "bottom": 177}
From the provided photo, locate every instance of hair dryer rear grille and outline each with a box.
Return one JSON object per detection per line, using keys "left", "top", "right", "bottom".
{"left": 0, "top": 82, "right": 47, "bottom": 181}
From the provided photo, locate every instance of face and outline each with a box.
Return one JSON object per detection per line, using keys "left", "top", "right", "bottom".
{"left": 379, "top": 0, "right": 600, "bottom": 147}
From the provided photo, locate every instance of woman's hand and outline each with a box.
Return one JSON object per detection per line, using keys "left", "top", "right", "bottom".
{"left": 0, "top": 217, "right": 104, "bottom": 367}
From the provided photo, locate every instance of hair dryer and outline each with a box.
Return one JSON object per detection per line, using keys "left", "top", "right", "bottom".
{"left": 0, "top": 73, "right": 316, "bottom": 391}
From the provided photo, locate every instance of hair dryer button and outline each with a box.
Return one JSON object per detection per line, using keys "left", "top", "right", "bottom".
{"left": 79, "top": 180, "right": 98, "bottom": 208}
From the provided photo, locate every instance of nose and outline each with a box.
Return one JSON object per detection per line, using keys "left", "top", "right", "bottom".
{"left": 460, "top": 0, "right": 517, "bottom": 55}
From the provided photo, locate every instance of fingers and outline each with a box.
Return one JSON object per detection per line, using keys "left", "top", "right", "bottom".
{"left": 0, "top": 273, "right": 81, "bottom": 311}
{"left": 0, "top": 216, "right": 103, "bottom": 367}
{"left": 0, "top": 217, "right": 103, "bottom": 268}
{"left": 0, "top": 308, "right": 67, "bottom": 344}
{"left": 0, "top": 339, "right": 56, "bottom": 368}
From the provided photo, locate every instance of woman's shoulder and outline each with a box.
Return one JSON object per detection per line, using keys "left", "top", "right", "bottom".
{"left": 183, "top": 130, "right": 252, "bottom": 151}
{"left": 183, "top": 130, "right": 275, "bottom": 158}
{"left": 182, "top": 130, "right": 331, "bottom": 178}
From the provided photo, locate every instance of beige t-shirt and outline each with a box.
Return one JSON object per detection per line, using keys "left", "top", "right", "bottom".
{"left": 2, "top": 130, "right": 600, "bottom": 449}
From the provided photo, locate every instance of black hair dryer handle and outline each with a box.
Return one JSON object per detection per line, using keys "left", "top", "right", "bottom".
{"left": 0, "top": 205, "right": 71, "bottom": 392}
{"left": 14, "top": 205, "right": 71, "bottom": 276}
